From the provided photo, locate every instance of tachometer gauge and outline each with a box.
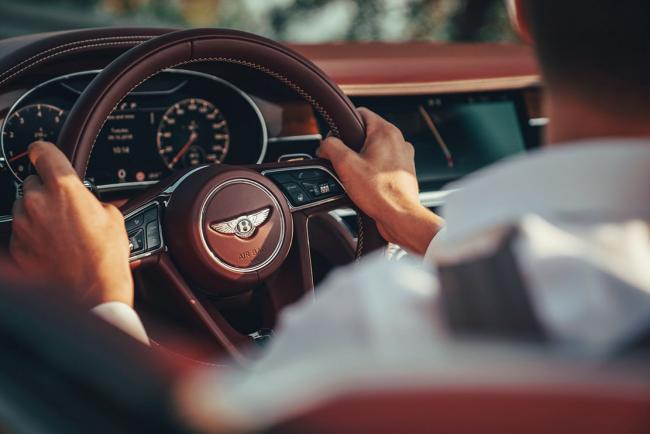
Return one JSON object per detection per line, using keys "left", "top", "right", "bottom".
{"left": 1, "top": 104, "right": 65, "bottom": 181}
{"left": 156, "top": 98, "right": 230, "bottom": 170}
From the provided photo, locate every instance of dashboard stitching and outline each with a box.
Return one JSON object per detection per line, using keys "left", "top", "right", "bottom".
{"left": 0, "top": 36, "right": 153, "bottom": 82}
{"left": 0, "top": 39, "right": 153, "bottom": 88}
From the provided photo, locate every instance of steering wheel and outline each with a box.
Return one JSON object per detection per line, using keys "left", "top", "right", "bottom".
{"left": 55, "top": 29, "right": 386, "bottom": 363}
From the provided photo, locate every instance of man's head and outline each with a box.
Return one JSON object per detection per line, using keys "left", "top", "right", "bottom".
{"left": 511, "top": 0, "right": 650, "bottom": 119}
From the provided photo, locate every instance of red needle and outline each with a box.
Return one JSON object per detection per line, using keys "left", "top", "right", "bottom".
{"left": 169, "top": 131, "right": 197, "bottom": 168}
{"left": 8, "top": 150, "right": 29, "bottom": 162}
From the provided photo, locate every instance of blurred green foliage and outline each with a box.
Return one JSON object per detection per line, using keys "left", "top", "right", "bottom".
{"left": 0, "top": 0, "right": 516, "bottom": 43}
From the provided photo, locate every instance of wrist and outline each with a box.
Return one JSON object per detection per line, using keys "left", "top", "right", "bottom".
{"left": 389, "top": 204, "right": 444, "bottom": 255}
{"left": 85, "top": 273, "right": 134, "bottom": 308}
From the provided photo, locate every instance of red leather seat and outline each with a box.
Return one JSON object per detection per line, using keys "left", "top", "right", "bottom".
{"left": 271, "top": 377, "right": 650, "bottom": 434}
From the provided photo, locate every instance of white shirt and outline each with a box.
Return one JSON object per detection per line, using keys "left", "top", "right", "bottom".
{"left": 94, "top": 139, "right": 650, "bottom": 430}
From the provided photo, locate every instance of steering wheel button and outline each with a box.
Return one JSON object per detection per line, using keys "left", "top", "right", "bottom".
{"left": 143, "top": 207, "right": 158, "bottom": 224}
{"left": 294, "top": 169, "right": 323, "bottom": 180}
{"left": 318, "top": 182, "right": 331, "bottom": 194}
{"left": 282, "top": 182, "right": 310, "bottom": 205}
{"left": 129, "top": 229, "right": 145, "bottom": 255}
{"left": 300, "top": 181, "right": 321, "bottom": 197}
{"left": 267, "top": 172, "right": 294, "bottom": 184}
{"left": 126, "top": 214, "right": 144, "bottom": 232}
{"left": 145, "top": 221, "right": 161, "bottom": 250}
{"left": 327, "top": 180, "right": 341, "bottom": 193}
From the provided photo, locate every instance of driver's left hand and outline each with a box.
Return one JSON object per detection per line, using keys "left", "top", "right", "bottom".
{"left": 9, "top": 141, "right": 134, "bottom": 308}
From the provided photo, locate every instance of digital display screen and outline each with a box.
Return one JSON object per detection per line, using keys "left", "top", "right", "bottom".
{"left": 88, "top": 103, "right": 168, "bottom": 185}
{"left": 353, "top": 92, "right": 530, "bottom": 190}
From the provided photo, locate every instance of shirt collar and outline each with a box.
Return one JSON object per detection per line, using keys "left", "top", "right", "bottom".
{"left": 440, "top": 138, "right": 650, "bottom": 242}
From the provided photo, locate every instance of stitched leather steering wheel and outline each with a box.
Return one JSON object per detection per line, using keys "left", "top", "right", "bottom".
{"left": 56, "top": 28, "right": 386, "bottom": 362}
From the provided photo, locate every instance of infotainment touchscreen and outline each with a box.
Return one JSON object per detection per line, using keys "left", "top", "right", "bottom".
{"left": 352, "top": 91, "right": 535, "bottom": 190}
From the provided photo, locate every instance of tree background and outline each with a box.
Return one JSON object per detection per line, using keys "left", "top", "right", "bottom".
{"left": 0, "top": 0, "right": 515, "bottom": 43}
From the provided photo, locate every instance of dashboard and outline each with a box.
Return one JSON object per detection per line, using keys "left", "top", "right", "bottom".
{"left": 1, "top": 69, "right": 268, "bottom": 186}
{"left": 0, "top": 63, "right": 542, "bottom": 219}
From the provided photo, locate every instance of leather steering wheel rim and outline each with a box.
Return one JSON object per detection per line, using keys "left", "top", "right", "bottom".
{"left": 57, "top": 28, "right": 366, "bottom": 176}
{"left": 52, "top": 29, "right": 387, "bottom": 360}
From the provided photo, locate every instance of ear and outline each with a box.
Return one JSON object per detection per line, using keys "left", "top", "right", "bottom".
{"left": 507, "top": 0, "right": 534, "bottom": 44}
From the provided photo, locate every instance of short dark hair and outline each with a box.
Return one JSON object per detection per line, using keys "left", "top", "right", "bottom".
{"left": 523, "top": 0, "right": 650, "bottom": 113}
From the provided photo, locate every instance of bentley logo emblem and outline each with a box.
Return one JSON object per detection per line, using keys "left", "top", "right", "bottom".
{"left": 210, "top": 208, "right": 271, "bottom": 239}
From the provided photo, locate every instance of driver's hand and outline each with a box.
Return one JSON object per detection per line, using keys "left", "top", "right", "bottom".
{"left": 9, "top": 141, "right": 134, "bottom": 308}
{"left": 318, "top": 108, "right": 444, "bottom": 255}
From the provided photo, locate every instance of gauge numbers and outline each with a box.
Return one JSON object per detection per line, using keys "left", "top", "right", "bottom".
{"left": 156, "top": 98, "right": 230, "bottom": 170}
{"left": 1, "top": 104, "right": 65, "bottom": 181}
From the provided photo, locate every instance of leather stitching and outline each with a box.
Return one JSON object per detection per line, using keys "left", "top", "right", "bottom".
{"left": 0, "top": 38, "right": 153, "bottom": 88}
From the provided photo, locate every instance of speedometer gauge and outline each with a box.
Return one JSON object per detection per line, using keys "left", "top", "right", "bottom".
{"left": 156, "top": 98, "right": 230, "bottom": 170}
{"left": 1, "top": 104, "right": 65, "bottom": 181}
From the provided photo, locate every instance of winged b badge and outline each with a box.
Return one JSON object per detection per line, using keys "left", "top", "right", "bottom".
{"left": 210, "top": 207, "right": 271, "bottom": 239}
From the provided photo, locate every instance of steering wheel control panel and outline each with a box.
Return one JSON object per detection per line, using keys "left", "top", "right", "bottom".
{"left": 265, "top": 167, "right": 344, "bottom": 209}
{"left": 125, "top": 203, "right": 163, "bottom": 260}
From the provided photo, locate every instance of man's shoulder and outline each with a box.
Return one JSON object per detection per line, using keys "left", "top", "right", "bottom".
{"left": 439, "top": 140, "right": 650, "bottom": 244}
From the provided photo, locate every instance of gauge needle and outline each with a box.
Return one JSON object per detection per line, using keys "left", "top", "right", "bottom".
{"left": 169, "top": 131, "right": 198, "bottom": 168}
{"left": 419, "top": 105, "right": 454, "bottom": 168}
{"left": 8, "top": 150, "right": 29, "bottom": 162}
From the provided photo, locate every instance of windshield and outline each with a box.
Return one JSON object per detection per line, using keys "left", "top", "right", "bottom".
{"left": 0, "top": 0, "right": 516, "bottom": 43}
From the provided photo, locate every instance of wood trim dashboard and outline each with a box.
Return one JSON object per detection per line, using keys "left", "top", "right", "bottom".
{"left": 339, "top": 75, "right": 540, "bottom": 96}
{"left": 292, "top": 42, "right": 540, "bottom": 95}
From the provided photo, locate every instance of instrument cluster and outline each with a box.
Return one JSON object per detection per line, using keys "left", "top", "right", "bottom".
{"left": 0, "top": 69, "right": 267, "bottom": 187}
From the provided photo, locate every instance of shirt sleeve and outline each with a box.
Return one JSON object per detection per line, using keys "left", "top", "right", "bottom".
{"left": 91, "top": 301, "right": 150, "bottom": 345}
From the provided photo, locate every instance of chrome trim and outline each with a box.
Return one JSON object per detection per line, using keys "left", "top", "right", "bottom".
{"left": 332, "top": 189, "right": 457, "bottom": 218}
{"left": 1, "top": 68, "right": 269, "bottom": 184}
{"left": 96, "top": 181, "right": 157, "bottom": 193}
{"left": 277, "top": 153, "right": 313, "bottom": 162}
{"left": 125, "top": 201, "right": 164, "bottom": 263}
{"left": 339, "top": 75, "right": 541, "bottom": 96}
{"left": 261, "top": 165, "right": 346, "bottom": 212}
{"left": 61, "top": 79, "right": 189, "bottom": 97}
{"left": 529, "top": 117, "right": 549, "bottom": 127}
{"left": 0, "top": 215, "right": 12, "bottom": 223}
{"left": 268, "top": 134, "right": 322, "bottom": 143}
{"left": 163, "top": 165, "right": 210, "bottom": 194}
{"left": 198, "top": 179, "right": 285, "bottom": 273}
{"left": 419, "top": 189, "right": 457, "bottom": 208}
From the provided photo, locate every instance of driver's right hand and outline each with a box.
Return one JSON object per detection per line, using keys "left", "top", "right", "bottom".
{"left": 318, "top": 108, "right": 445, "bottom": 255}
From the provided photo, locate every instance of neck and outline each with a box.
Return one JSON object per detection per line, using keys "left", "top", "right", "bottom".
{"left": 543, "top": 90, "right": 650, "bottom": 145}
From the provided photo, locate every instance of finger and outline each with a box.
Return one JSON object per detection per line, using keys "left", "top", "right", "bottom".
{"left": 28, "top": 141, "right": 77, "bottom": 187}
{"left": 11, "top": 197, "right": 26, "bottom": 222}
{"left": 22, "top": 174, "right": 43, "bottom": 193}
{"left": 10, "top": 198, "right": 32, "bottom": 239}
{"left": 8, "top": 233, "right": 28, "bottom": 267}
{"left": 318, "top": 136, "right": 360, "bottom": 167}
